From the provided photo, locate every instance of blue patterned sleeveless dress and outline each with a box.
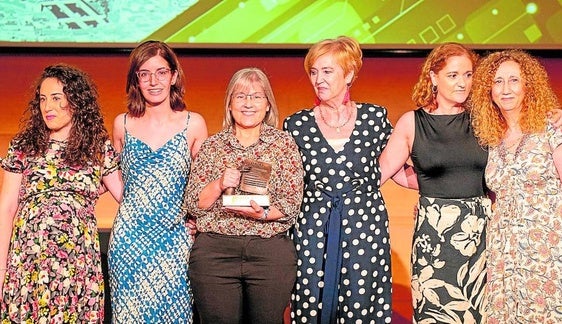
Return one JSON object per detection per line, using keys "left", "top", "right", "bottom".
{"left": 108, "top": 113, "right": 193, "bottom": 323}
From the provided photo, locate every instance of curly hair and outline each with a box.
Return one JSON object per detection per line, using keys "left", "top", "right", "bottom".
{"left": 12, "top": 63, "right": 110, "bottom": 167}
{"left": 412, "top": 43, "right": 479, "bottom": 112}
{"left": 126, "top": 40, "right": 186, "bottom": 117}
{"left": 304, "top": 36, "right": 362, "bottom": 86}
{"left": 469, "top": 49, "right": 559, "bottom": 147}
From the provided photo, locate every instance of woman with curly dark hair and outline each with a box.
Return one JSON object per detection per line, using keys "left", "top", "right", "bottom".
{"left": 0, "top": 63, "right": 122, "bottom": 322}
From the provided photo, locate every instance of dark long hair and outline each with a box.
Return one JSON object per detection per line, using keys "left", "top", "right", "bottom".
{"left": 12, "top": 63, "right": 110, "bottom": 167}
{"left": 126, "top": 40, "right": 186, "bottom": 117}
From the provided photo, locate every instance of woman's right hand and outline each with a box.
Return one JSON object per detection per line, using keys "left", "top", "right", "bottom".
{"left": 220, "top": 167, "right": 241, "bottom": 193}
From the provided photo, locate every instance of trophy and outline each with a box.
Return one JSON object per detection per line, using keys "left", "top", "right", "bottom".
{"left": 222, "top": 159, "right": 271, "bottom": 207}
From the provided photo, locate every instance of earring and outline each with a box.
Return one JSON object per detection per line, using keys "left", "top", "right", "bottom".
{"left": 314, "top": 96, "right": 321, "bottom": 106}
{"left": 432, "top": 85, "right": 438, "bottom": 94}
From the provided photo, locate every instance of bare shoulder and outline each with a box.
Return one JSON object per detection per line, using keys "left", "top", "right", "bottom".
{"left": 186, "top": 111, "right": 209, "bottom": 139}
{"left": 111, "top": 113, "right": 127, "bottom": 151}
{"left": 395, "top": 110, "right": 415, "bottom": 129}
{"left": 187, "top": 111, "right": 206, "bottom": 126}
{"left": 113, "top": 112, "right": 126, "bottom": 125}
{"left": 112, "top": 113, "right": 127, "bottom": 134}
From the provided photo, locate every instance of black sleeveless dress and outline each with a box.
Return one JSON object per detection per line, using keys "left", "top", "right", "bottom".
{"left": 410, "top": 108, "right": 490, "bottom": 323}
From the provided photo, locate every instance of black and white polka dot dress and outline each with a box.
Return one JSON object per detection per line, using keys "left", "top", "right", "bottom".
{"left": 283, "top": 103, "right": 393, "bottom": 323}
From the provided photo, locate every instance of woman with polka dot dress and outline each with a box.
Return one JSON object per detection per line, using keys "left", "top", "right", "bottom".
{"left": 283, "top": 36, "right": 415, "bottom": 323}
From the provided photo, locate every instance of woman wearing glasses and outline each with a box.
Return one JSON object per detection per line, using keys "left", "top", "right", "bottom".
{"left": 108, "top": 40, "right": 208, "bottom": 322}
{"left": 185, "top": 67, "right": 304, "bottom": 323}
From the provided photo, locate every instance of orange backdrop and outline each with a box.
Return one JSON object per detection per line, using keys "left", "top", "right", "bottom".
{"left": 1, "top": 51, "right": 562, "bottom": 320}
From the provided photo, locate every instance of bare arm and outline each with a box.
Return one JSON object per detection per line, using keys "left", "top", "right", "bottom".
{"left": 198, "top": 167, "right": 240, "bottom": 210}
{"left": 187, "top": 112, "right": 208, "bottom": 159}
{"left": 225, "top": 202, "right": 285, "bottom": 221}
{"left": 380, "top": 111, "right": 416, "bottom": 187}
{"left": 391, "top": 164, "right": 419, "bottom": 190}
{"left": 112, "top": 113, "right": 126, "bottom": 153}
{"left": 97, "top": 114, "right": 127, "bottom": 202}
{"left": 0, "top": 171, "right": 23, "bottom": 295}
{"left": 102, "top": 170, "right": 124, "bottom": 203}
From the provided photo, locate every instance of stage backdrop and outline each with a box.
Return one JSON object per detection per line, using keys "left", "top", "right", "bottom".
{"left": 1, "top": 51, "right": 561, "bottom": 320}
{"left": 1, "top": 0, "right": 561, "bottom": 49}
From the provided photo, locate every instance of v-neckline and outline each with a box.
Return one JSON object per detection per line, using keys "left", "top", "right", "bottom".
{"left": 311, "top": 106, "right": 358, "bottom": 154}
{"left": 126, "top": 130, "right": 184, "bottom": 153}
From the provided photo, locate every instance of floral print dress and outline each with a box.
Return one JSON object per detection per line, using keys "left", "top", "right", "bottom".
{"left": 485, "top": 124, "right": 562, "bottom": 323}
{"left": 410, "top": 109, "right": 490, "bottom": 323}
{"left": 1, "top": 139, "right": 118, "bottom": 323}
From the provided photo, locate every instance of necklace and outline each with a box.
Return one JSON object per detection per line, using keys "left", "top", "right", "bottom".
{"left": 318, "top": 106, "right": 352, "bottom": 133}
{"left": 498, "top": 133, "right": 528, "bottom": 162}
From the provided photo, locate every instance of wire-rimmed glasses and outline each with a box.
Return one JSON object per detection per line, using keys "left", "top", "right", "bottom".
{"left": 136, "top": 68, "right": 172, "bottom": 82}
{"left": 232, "top": 92, "right": 267, "bottom": 104}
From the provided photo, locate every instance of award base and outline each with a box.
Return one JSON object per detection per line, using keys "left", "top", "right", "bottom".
{"left": 222, "top": 195, "right": 270, "bottom": 207}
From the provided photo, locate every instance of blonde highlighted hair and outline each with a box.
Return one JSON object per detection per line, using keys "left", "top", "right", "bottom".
{"left": 223, "top": 67, "right": 279, "bottom": 129}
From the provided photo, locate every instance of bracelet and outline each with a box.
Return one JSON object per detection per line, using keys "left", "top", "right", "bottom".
{"left": 260, "top": 207, "right": 270, "bottom": 220}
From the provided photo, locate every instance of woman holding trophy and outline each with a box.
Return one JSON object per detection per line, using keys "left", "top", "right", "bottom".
{"left": 185, "top": 67, "right": 304, "bottom": 323}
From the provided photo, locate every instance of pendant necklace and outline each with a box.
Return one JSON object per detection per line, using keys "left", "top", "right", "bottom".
{"left": 318, "top": 106, "right": 352, "bottom": 133}
{"left": 498, "top": 133, "right": 529, "bottom": 162}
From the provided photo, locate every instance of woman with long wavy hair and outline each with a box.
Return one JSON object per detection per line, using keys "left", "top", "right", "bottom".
{"left": 470, "top": 49, "right": 562, "bottom": 323}
{"left": 0, "top": 63, "right": 122, "bottom": 323}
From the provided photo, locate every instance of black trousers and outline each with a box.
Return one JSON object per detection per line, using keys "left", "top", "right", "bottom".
{"left": 189, "top": 232, "right": 296, "bottom": 324}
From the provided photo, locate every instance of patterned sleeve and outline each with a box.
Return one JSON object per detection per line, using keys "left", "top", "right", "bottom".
{"left": 548, "top": 123, "right": 562, "bottom": 151}
{"left": 374, "top": 104, "right": 393, "bottom": 153}
{"left": 269, "top": 133, "right": 304, "bottom": 223}
{"left": 102, "top": 139, "right": 120, "bottom": 176}
{"left": 1, "top": 142, "right": 26, "bottom": 174}
{"left": 185, "top": 136, "right": 223, "bottom": 218}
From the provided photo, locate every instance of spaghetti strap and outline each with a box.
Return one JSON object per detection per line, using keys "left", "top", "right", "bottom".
{"left": 185, "top": 111, "right": 191, "bottom": 130}
{"left": 123, "top": 113, "right": 128, "bottom": 132}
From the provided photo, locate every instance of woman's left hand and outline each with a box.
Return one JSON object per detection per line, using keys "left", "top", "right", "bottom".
{"left": 223, "top": 200, "right": 266, "bottom": 220}
{"left": 186, "top": 218, "right": 197, "bottom": 236}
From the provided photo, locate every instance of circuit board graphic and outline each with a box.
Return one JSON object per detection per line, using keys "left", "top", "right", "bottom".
{"left": 1, "top": 0, "right": 560, "bottom": 48}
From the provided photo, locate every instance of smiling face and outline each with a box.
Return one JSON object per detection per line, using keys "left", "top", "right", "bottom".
{"left": 39, "top": 77, "right": 73, "bottom": 139}
{"left": 137, "top": 54, "right": 178, "bottom": 108}
{"left": 229, "top": 82, "right": 270, "bottom": 131}
{"left": 309, "top": 53, "right": 353, "bottom": 105}
{"left": 491, "top": 60, "right": 525, "bottom": 115}
{"left": 431, "top": 54, "right": 473, "bottom": 108}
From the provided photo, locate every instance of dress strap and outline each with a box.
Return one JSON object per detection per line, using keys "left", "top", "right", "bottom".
{"left": 185, "top": 111, "right": 191, "bottom": 130}
{"left": 123, "top": 113, "right": 129, "bottom": 133}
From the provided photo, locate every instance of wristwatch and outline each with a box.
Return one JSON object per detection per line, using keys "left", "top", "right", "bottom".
{"left": 260, "top": 207, "right": 270, "bottom": 220}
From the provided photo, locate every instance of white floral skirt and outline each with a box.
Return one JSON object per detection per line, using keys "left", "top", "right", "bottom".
{"left": 411, "top": 196, "right": 491, "bottom": 323}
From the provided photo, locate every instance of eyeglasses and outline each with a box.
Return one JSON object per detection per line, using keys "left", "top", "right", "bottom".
{"left": 232, "top": 92, "right": 267, "bottom": 104}
{"left": 136, "top": 68, "right": 172, "bottom": 82}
